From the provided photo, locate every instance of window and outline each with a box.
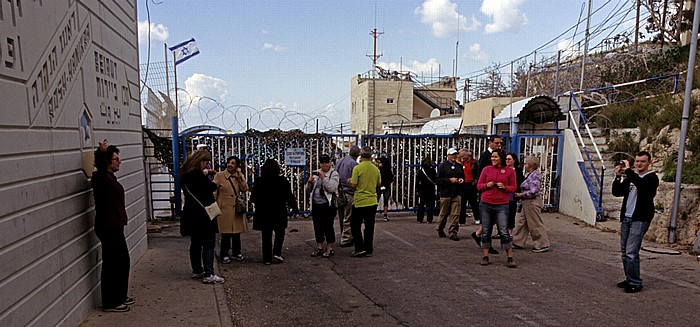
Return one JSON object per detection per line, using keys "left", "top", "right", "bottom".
{"left": 386, "top": 98, "right": 394, "bottom": 104}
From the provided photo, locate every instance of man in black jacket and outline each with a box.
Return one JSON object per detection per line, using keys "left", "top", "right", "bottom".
{"left": 436, "top": 148, "right": 464, "bottom": 241}
{"left": 612, "top": 151, "right": 658, "bottom": 294}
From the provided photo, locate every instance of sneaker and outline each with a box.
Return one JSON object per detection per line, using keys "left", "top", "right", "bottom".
{"left": 264, "top": 261, "right": 272, "bottom": 265}
{"left": 322, "top": 250, "right": 335, "bottom": 258}
{"left": 220, "top": 256, "right": 231, "bottom": 264}
{"left": 438, "top": 230, "right": 447, "bottom": 238}
{"left": 480, "top": 256, "right": 490, "bottom": 266}
{"left": 507, "top": 257, "right": 517, "bottom": 268}
{"left": 203, "top": 274, "right": 225, "bottom": 284}
{"left": 123, "top": 297, "right": 135, "bottom": 305}
{"left": 191, "top": 272, "right": 206, "bottom": 279}
{"left": 624, "top": 284, "right": 643, "bottom": 293}
{"left": 532, "top": 247, "right": 549, "bottom": 253}
{"left": 417, "top": 221, "right": 424, "bottom": 224}
{"left": 235, "top": 254, "right": 246, "bottom": 261}
{"left": 383, "top": 215, "right": 389, "bottom": 222}
{"left": 272, "top": 255, "right": 284, "bottom": 263}
{"left": 616, "top": 280, "right": 629, "bottom": 288}
{"left": 311, "top": 248, "right": 325, "bottom": 257}
{"left": 449, "top": 234, "right": 460, "bottom": 241}
{"left": 103, "top": 304, "right": 130, "bottom": 312}
{"left": 350, "top": 250, "right": 366, "bottom": 257}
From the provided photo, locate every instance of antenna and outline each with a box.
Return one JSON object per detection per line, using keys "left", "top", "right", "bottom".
{"left": 366, "top": 2, "right": 383, "bottom": 72}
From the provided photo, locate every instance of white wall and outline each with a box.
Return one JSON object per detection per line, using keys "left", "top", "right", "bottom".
{"left": 0, "top": 1, "right": 145, "bottom": 326}
{"left": 559, "top": 129, "right": 597, "bottom": 225}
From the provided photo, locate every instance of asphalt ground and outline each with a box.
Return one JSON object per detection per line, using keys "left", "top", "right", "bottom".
{"left": 222, "top": 212, "right": 699, "bottom": 326}
{"left": 80, "top": 211, "right": 700, "bottom": 326}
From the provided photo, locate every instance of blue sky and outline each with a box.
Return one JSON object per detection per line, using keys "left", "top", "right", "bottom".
{"left": 137, "top": 0, "right": 642, "bottom": 133}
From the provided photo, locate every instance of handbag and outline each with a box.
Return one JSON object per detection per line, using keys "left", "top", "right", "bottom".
{"left": 226, "top": 176, "right": 247, "bottom": 214}
{"left": 184, "top": 185, "right": 221, "bottom": 220}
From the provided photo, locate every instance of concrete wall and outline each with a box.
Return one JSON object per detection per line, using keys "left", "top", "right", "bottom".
{"left": 0, "top": 1, "right": 145, "bottom": 326}
{"left": 350, "top": 76, "right": 413, "bottom": 135}
{"left": 559, "top": 129, "right": 597, "bottom": 225}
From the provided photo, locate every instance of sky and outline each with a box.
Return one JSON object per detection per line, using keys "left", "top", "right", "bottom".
{"left": 137, "top": 0, "right": 645, "bottom": 133}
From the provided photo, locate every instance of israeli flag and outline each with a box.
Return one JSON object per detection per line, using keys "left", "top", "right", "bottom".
{"left": 169, "top": 38, "right": 200, "bottom": 65}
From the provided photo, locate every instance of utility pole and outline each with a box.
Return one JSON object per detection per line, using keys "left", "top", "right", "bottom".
{"left": 366, "top": 3, "right": 383, "bottom": 135}
{"left": 670, "top": 0, "right": 700, "bottom": 244}
{"left": 635, "top": 0, "right": 640, "bottom": 52}
{"left": 579, "top": 0, "right": 592, "bottom": 91}
{"left": 661, "top": 0, "right": 669, "bottom": 48}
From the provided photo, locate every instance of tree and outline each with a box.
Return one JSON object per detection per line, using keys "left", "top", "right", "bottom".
{"left": 641, "top": 0, "right": 693, "bottom": 45}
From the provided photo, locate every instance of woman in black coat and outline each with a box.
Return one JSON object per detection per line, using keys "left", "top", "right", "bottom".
{"left": 92, "top": 139, "right": 133, "bottom": 312}
{"left": 416, "top": 155, "right": 437, "bottom": 223}
{"left": 250, "top": 159, "right": 299, "bottom": 265}
{"left": 181, "top": 150, "right": 224, "bottom": 284}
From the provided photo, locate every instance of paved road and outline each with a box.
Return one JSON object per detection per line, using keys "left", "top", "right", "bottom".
{"left": 220, "top": 213, "right": 699, "bottom": 326}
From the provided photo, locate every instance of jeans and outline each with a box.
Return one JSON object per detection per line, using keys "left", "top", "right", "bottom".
{"left": 620, "top": 216, "right": 650, "bottom": 286}
{"left": 95, "top": 226, "right": 130, "bottom": 308}
{"left": 417, "top": 191, "right": 435, "bottom": 223}
{"left": 220, "top": 233, "right": 241, "bottom": 258}
{"left": 479, "top": 202, "right": 512, "bottom": 249}
{"left": 351, "top": 205, "right": 378, "bottom": 254}
{"left": 311, "top": 202, "right": 336, "bottom": 244}
{"left": 190, "top": 231, "right": 216, "bottom": 276}
{"left": 459, "top": 184, "right": 480, "bottom": 224}
{"left": 261, "top": 227, "right": 285, "bottom": 263}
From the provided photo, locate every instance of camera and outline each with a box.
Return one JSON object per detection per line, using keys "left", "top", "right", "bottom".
{"left": 616, "top": 160, "right": 626, "bottom": 167}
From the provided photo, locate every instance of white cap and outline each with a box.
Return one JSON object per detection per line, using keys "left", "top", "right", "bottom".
{"left": 196, "top": 144, "right": 208, "bottom": 150}
{"left": 447, "top": 148, "right": 458, "bottom": 155}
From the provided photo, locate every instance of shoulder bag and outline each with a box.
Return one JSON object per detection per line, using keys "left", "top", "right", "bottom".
{"left": 184, "top": 185, "right": 221, "bottom": 220}
{"left": 227, "top": 176, "right": 247, "bottom": 214}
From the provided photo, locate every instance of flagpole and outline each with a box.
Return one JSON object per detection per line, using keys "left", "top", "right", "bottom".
{"left": 172, "top": 51, "right": 179, "bottom": 118}
{"left": 164, "top": 43, "right": 170, "bottom": 101}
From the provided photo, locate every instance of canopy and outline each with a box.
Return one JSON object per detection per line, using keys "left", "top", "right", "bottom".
{"left": 492, "top": 95, "right": 562, "bottom": 125}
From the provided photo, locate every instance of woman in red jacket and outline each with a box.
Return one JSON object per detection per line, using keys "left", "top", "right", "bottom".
{"left": 476, "top": 149, "right": 517, "bottom": 268}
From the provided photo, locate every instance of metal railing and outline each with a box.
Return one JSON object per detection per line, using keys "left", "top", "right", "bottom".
{"left": 567, "top": 91, "right": 606, "bottom": 220}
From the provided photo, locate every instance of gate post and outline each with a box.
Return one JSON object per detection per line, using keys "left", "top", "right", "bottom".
{"left": 171, "top": 116, "right": 182, "bottom": 214}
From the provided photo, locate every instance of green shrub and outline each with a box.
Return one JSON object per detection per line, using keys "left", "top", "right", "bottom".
{"left": 607, "top": 131, "right": 639, "bottom": 162}
{"left": 662, "top": 155, "right": 700, "bottom": 184}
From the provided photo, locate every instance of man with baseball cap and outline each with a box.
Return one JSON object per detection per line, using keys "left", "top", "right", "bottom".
{"left": 436, "top": 147, "right": 465, "bottom": 241}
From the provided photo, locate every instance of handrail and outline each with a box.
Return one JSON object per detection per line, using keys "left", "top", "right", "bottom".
{"left": 568, "top": 91, "right": 606, "bottom": 218}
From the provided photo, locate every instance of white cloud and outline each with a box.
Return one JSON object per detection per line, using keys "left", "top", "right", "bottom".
{"left": 377, "top": 58, "right": 442, "bottom": 77}
{"left": 263, "top": 43, "right": 286, "bottom": 52}
{"left": 138, "top": 20, "right": 169, "bottom": 44}
{"left": 469, "top": 43, "right": 489, "bottom": 63}
{"left": 415, "top": 0, "right": 481, "bottom": 38}
{"left": 555, "top": 38, "right": 579, "bottom": 58}
{"left": 480, "top": 0, "right": 527, "bottom": 34}
{"left": 183, "top": 73, "right": 229, "bottom": 104}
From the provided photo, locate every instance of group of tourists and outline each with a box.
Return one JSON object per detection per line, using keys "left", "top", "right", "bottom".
{"left": 90, "top": 137, "right": 659, "bottom": 313}
{"left": 417, "top": 135, "right": 550, "bottom": 269}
